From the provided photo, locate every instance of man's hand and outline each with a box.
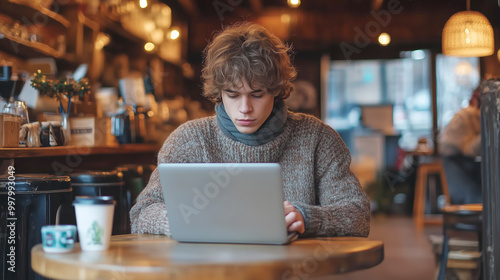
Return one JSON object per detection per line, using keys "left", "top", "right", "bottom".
{"left": 284, "top": 201, "right": 305, "bottom": 234}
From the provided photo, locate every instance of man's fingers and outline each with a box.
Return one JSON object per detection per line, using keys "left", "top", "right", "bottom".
{"left": 283, "top": 201, "right": 294, "bottom": 215}
{"left": 288, "top": 221, "right": 305, "bottom": 234}
{"left": 285, "top": 211, "right": 297, "bottom": 227}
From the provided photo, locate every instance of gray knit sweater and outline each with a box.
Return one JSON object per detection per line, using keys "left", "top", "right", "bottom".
{"left": 130, "top": 112, "right": 370, "bottom": 237}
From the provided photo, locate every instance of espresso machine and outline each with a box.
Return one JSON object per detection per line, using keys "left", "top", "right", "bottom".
{"left": 0, "top": 64, "right": 26, "bottom": 104}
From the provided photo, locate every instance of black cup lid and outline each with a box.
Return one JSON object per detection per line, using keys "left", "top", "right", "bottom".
{"left": 69, "top": 171, "right": 123, "bottom": 184}
{"left": 73, "top": 196, "right": 116, "bottom": 205}
{"left": 0, "top": 173, "right": 71, "bottom": 192}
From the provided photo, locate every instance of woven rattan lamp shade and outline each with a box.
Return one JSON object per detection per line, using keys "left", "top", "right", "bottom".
{"left": 442, "top": 11, "right": 494, "bottom": 57}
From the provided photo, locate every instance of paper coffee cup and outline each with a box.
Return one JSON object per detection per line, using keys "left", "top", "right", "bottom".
{"left": 41, "top": 225, "right": 77, "bottom": 253}
{"left": 73, "top": 196, "right": 115, "bottom": 251}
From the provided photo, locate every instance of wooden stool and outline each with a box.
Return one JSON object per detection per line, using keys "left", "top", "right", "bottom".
{"left": 413, "top": 159, "right": 450, "bottom": 231}
{"left": 437, "top": 204, "right": 482, "bottom": 280}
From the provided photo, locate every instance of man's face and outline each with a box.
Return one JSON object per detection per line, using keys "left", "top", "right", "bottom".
{"left": 221, "top": 79, "right": 274, "bottom": 134}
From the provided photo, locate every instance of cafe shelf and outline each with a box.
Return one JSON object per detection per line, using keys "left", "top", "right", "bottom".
{"left": 0, "top": 143, "right": 161, "bottom": 174}
{"left": 0, "top": 143, "right": 160, "bottom": 158}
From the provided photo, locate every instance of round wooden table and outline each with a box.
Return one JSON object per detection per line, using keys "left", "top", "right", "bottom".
{"left": 32, "top": 234, "right": 384, "bottom": 280}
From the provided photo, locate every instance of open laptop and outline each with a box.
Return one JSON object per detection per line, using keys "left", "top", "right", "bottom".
{"left": 158, "top": 163, "right": 298, "bottom": 245}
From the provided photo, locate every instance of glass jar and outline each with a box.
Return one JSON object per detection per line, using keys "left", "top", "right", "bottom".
{"left": 2, "top": 100, "right": 29, "bottom": 125}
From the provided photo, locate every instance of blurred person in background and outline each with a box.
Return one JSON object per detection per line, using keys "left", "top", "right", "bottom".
{"left": 439, "top": 87, "right": 481, "bottom": 158}
{"left": 438, "top": 87, "right": 482, "bottom": 204}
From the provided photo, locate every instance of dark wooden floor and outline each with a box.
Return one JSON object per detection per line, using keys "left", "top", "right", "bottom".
{"left": 315, "top": 214, "right": 442, "bottom": 280}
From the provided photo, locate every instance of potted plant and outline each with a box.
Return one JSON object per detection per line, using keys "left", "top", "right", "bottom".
{"left": 30, "top": 70, "right": 91, "bottom": 145}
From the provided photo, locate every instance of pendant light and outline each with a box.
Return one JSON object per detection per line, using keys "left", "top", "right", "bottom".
{"left": 287, "top": 0, "right": 300, "bottom": 8}
{"left": 442, "top": 0, "right": 494, "bottom": 57}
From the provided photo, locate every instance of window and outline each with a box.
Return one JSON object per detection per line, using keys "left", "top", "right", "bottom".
{"left": 324, "top": 50, "right": 432, "bottom": 150}
{"left": 436, "top": 55, "right": 480, "bottom": 130}
{"left": 324, "top": 50, "right": 480, "bottom": 153}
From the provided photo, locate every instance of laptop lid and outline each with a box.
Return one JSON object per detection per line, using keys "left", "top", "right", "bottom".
{"left": 158, "top": 163, "right": 293, "bottom": 245}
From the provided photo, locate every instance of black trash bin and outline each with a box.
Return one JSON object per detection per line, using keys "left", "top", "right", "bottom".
{"left": 69, "top": 171, "right": 126, "bottom": 235}
{"left": 0, "top": 173, "right": 72, "bottom": 280}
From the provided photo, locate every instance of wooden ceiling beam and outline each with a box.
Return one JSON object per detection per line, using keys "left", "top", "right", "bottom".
{"left": 188, "top": 9, "right": 452, "bottom": 53}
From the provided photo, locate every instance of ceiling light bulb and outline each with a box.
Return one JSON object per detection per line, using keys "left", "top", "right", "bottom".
{"left": 287, "top": 0, "right": 300, "bottom": 8}
{"left": 144, "top": 42, "right": 155, "bottom": 52}
{"left": 170, "top": 29, "right": 180, "bottom": 40}
{"left": 378, "top": 33, "right": 391, "bottom": 46}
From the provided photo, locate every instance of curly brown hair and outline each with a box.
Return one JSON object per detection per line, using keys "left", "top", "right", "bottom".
{"left": 201, "top": 22, "right": 297, "bottom": 103}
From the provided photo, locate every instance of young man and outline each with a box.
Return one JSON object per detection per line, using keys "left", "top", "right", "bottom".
{"left": 130, "top": 22, "right": 370, "bottom": 237}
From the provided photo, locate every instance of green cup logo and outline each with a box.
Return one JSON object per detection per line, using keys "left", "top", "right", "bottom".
{"left": 86, "top": 221, "right": 104, "bottom": 245}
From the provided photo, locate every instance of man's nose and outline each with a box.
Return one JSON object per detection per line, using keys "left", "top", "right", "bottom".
{"left": 239, "top": 97, "right": 252, "bottom": 113}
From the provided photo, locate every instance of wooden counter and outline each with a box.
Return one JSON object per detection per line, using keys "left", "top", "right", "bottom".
{"left": 0, "top": 144, "right": 161, "bottom": 158}
{"left": 0, "top": 144, "right": 161, "bottom": 174}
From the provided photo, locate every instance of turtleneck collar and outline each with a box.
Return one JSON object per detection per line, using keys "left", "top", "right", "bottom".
{"left": 215, "top": 100, "right": 288, "bottom": 146}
